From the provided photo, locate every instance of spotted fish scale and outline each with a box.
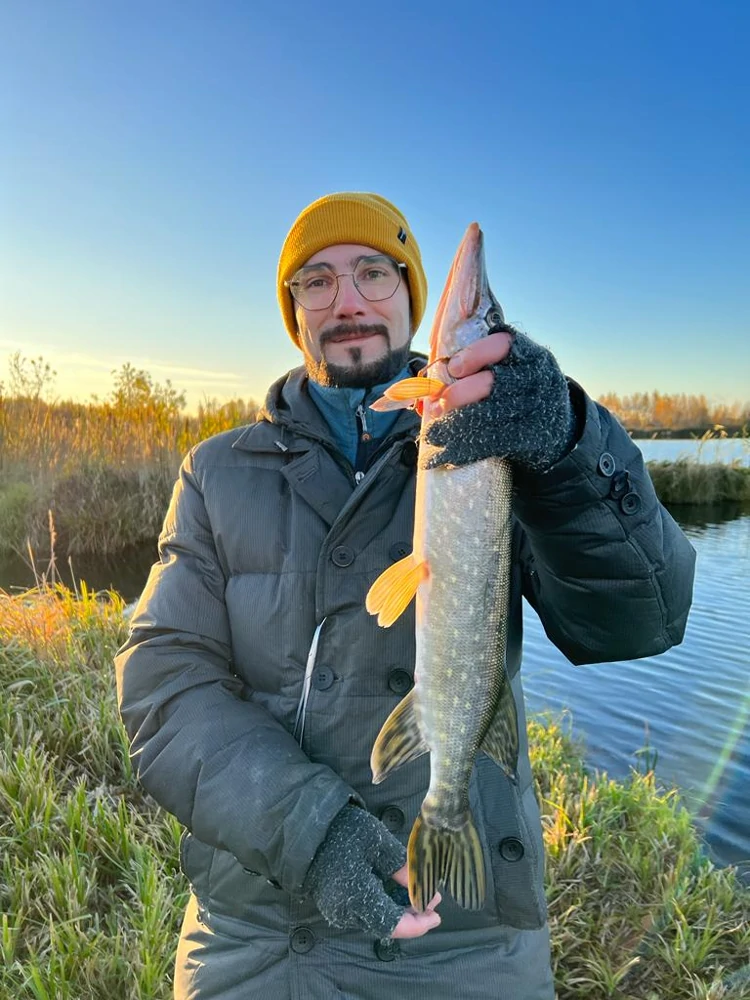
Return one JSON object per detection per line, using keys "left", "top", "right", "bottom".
{"left": 366, "top": 222, "right": 520, "bottom": 912}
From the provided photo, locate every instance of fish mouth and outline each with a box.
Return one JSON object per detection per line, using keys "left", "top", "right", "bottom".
{"left": 428, "top": 222, "right": 489, "bottom": 359}
{"left": 452, "top": 222, "right": 484, "bottom": 319}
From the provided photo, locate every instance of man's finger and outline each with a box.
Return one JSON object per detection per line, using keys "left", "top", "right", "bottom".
{"left": 425, "top": 891, "right": 442, "bottom": 912}
{"left": 448, "top": 332, "right": 512, "bottom": 378}
{"left": 426, "top": 371, "right": 493, "bottom": 416}
{"left": 390, "top": 866, "right": 442, "bottom": 911}
{"left": 391, "top": 909, "right": 441, "bottom": 939}
{"left": 391, "top": 864, "right": 409, "bottom": 887}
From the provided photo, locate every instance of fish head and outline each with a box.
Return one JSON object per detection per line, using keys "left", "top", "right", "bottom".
{"left": 428, "top": 222, "right": 504, "bottom": 364}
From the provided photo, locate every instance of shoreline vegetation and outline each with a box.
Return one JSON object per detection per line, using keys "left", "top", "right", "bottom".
{"left": 1, "top": 354, "right": 749, "bottom": 558}
{"left": 1, "top": 585, "right": 749, "bottom": 998}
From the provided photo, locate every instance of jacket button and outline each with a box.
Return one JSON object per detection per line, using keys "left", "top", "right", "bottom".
{"left": 401, "top": 441, "right": 418, "bottom": 467}
{"left": 597, "top": 452, "right": 616, "bottom": 477}
{"left": 621, "top": 492, "right": 642, "bottom": 515}
{"left": 389, "top": 541, "right": 412, "bottom": 562}
{"left": 388, "top": 669, "right": 413, "bottom": 695}
{"left": 291, "top": 926, "right": 315, "bottom": 953}
{"left": 379, "top": 805, "right": 405, "bottom": 832}
{"left": 331, "top": 545, "right": 355, "bottom": 567}
{"left": 374, "top": 937, "right": 400, "bottom": 961}
{"left": 610, "top": 470, "right": 631, "bottom": 499}
{"left": 312, "top": 666, "right": 334, "bottom": 691}
{"left": 498, "top": 837, "right": 525, "bottom": 862}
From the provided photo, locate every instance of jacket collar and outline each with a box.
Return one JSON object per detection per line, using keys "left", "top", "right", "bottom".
{"left": 232, "top": 357, "right": 424, "bottom": 455}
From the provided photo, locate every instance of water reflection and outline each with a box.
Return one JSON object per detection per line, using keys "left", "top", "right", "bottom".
{"left": 0, "top": 544, "right": 157, "bottom": 601}
{"left": 523, "top": 508, "right": 750, "bottom": 872}
{"left": 667, "top": 501, "right": 750, "bottom": 531}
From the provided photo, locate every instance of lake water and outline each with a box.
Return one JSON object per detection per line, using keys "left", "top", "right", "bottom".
{"left": 637, "top": 436, "right": 749, "bottom": 466}
{"left": 1, "top": 436, "right": 748, "bottom": 875}
{"left": 522, "top": 503, "right": 750, "bottom": 879}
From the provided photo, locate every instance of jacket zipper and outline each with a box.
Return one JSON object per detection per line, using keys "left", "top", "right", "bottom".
{"left": 355, "top": 403, "right": 372, "bottom": 443}
{"left": 354, "top": 402, "right": 373, "bottom": 483}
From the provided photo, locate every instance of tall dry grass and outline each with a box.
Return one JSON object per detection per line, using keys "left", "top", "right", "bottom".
{"left": 646, "top": 428, "right": 750, "bottom": 506}
{"left": 2, "top": 356, "right": 749, "bottom": 560}
{"left": 0, "top": 362, "right": 259, "bottom": 556}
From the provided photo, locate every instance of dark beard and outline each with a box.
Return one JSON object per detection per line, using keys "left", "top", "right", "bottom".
{"left": 305, "top": 324, "right": 412, "bottom": 389}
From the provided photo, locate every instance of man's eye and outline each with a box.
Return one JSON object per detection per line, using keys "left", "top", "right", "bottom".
{"left": 304, "top": 275, "right": 334, "bottom": 290}
{"left": 360, "top": 268, "right": 388, "bottom": 281}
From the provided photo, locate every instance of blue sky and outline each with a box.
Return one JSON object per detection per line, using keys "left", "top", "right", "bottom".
{"left": 2, "top": 1, "right": 748, "bottom": 410}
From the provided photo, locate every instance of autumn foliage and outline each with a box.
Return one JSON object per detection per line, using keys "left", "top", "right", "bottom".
{"left": 597, "top": 391, "right": 750, "bottom": 433}
{"left": 0, "top": 355, "right": 258, "bottom": 480}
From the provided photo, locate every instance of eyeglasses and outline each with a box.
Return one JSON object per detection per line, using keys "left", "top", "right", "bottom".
{"left": 285, "top": 254, "right": 407, "bottom": 311}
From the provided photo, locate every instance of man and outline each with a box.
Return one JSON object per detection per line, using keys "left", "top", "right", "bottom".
{"left": 115, "top": 192, "right": 696, "bottom": 999}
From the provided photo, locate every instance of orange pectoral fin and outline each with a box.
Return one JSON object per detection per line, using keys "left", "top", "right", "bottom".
{"left": 366, "top": 555, "right": 429, "bottom": 627}
{"left": 369, "top": 376, "right": 445, "bottom": 412}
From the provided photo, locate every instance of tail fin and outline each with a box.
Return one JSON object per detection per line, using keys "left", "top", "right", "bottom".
{"left": 408, "top": 811, "right": 485, "bottom": 912}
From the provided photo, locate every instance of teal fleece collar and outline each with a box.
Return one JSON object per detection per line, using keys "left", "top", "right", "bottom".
{"left": 307, "top": 366, "right": 412, "bottom": 467}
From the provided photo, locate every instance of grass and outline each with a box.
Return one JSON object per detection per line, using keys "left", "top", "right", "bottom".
{"left": 1, "top": 383, "right": 748, "bottom": 557}
{"left": 646, "top": 462, "right": 750, "bottom": 505}
{"left": 0, "top": 584, "right": 186, "bottom": 999}
{"left": 643, "top": 427, "right": 750, "bottom": 506}
{"left": 0, "top": 389, "right": 258, "bottom": 557}
{"left": 1, "top": 587, "right": 749, "bottom": 998}
{"left": 532, "top": 717, "right": 750, "bottom": 998}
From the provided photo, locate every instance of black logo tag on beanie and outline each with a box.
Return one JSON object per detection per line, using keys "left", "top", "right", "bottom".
{"left": 397, "top": 227, "right": 407, "bottom": 244}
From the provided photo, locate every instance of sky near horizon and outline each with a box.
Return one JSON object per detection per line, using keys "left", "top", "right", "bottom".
{"left": 2, "top": 1, "right": 748, "bottom": 412}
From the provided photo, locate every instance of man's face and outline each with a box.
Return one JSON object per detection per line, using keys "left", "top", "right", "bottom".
{"left": 294, "top": 243, "right": 412, "bottom": 389}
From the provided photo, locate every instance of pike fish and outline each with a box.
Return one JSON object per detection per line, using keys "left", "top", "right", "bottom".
{"left": 366, "top": 222, "right": 519, "bottom": 912}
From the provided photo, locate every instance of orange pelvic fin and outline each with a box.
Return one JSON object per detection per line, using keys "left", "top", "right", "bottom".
{"left": 366, "top": 554, "right": 429, "bottom": 627}
{"left": 369, "top": 376, "right": 445, "bottom": 412}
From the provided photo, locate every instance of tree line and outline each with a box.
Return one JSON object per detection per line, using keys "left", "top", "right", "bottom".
{"left": 594, "top": 391, "right": 748, "bottom": 434}
{"left": 1, "top": 354, "right": 747, "bottom": 450}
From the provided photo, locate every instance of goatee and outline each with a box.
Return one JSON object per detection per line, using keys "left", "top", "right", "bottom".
{"left": 305, "top": 324, "right": 412, "bottom": 389}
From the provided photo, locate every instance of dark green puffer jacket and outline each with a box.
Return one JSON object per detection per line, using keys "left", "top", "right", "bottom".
{"left": 115, "top": 364, "right": 695, "bottom": 1000}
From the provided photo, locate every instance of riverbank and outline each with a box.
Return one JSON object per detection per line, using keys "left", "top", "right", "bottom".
{"left": 1, "top": 586, "right": 748, "bottom": 999}
{"left": 2, "top": 458, "right": 749, "bottom": 561}
{"left": 629, "top": 426, "right": 749, "bottom": 439}
{"left": 646, "top": 461, "right": 750, "bottom": 505}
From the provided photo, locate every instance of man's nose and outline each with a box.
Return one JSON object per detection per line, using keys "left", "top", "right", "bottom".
{"left": 333, "top": 274, "right": 367, "bottom": 317}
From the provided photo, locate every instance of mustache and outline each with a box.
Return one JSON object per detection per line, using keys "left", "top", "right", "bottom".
{"left": 319, "top": 323, "right": 390, "bottom": 346}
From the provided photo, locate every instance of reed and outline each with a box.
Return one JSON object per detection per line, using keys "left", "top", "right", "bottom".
{"left": 1, "top": 587, "right": 749, "bottom": 999}
{"left": 1, "top": 378, "right": 749, "bottom": 558}
{"left": 642, "top": 427, "right": 750, "bottom": 505}
{"left": 0, "top": 390, "right": 258, "bottom": 556}
{"left": 646, "top": 461, "right": 750, "bottom": 505}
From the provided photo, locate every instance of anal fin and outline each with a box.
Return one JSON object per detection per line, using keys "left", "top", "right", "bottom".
{"left": 479, "top": 679, "right": 519, "bottom": 780}
{"left": 371, "top": 689, "right": 429, "bottom": 784}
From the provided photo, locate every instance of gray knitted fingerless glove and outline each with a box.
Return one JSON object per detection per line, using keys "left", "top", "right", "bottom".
{"left": 302, "top": 804, "right": 407, "bottom": 937}
{"left": 423, "top": 328, "right": 578, "bottom": 473}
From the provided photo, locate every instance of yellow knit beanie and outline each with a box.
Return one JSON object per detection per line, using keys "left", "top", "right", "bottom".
{"left": 277, "top": 192, "right": 427, "bottom": 347}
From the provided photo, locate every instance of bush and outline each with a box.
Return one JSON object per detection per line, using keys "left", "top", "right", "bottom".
{"left": 0, "top": 482, "right": 37, "bottom": 555}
